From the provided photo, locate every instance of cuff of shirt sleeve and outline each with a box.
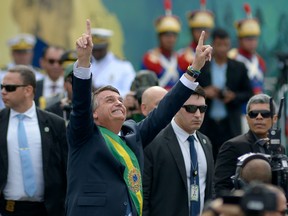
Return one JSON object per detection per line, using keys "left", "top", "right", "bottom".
{"left": 180, "top": 75, "right": 199, "bottom": 91}
{"left": 73, "top": 60, "right": 91, "bottom": 80}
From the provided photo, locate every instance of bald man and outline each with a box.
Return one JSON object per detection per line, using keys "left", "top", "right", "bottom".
{"left": 241, "top": 158, "right": 272, "bottom": 184}
{"left": 264, "top": 185, "right": 287, "bottom": 216}
{"left": 141, "top": 86, "right": 168, "bottom": 116}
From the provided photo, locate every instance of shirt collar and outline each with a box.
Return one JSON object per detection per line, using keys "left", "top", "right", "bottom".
{"left": 10, "top": 102, "right": 37, "bottom": 119}
{"left": 171, "top": 118, "right": 197, "bottom": 143}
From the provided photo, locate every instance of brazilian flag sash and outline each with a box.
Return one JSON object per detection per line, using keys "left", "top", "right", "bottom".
{"left": 99, "top": 127, "right": 143, "bottom": 216}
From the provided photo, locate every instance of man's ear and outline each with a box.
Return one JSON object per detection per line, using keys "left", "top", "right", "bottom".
{"left": 25, "top": 85, "right": 34, "bottom": 96}
{"left": 93, "top": 110, "right": 98, "bottom": 120}
{"left": 273, "top": 114, "right": 278, "bottom": 124}
{"left": 141, "top": 104, "right": 148, "bottom": 117}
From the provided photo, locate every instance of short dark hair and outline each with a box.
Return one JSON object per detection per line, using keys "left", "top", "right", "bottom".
{"left": 8, "top": 65, "right": 36, "bottom": 94}
{"left": 92, "top": 85, "right": 120, "bottom": 111}
{"left": 41, "top": 45, "right": 64, "bottom": 58}
{"left": 211, "top": 28, "right": 230, "bottom": 40}
{"left": 192, "top": 85, "right": 206, "bottom": 99}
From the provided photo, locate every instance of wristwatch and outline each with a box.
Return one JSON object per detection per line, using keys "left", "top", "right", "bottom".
{"left": 186, "top": 65, "right": 201, "bottom": 79}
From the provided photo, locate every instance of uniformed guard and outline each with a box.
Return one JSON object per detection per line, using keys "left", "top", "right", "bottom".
{"left": 178, "top": 0, "right": 214, "bottom": 73}
{"left": 6, "top": 33, "right": 44, "bottom": 81}
{"left": 90, "top": 28, "right": 136, "bottom": 97}
{"left": 228, "top": 3, "right": 266, "bottom": 133}
{"left": 228, "top": 3, "right": 265, "bottom": 95}
{"left": 141, "top": 0, "right": 182, "bottom": 90}
{"left": 60, "top": 49, "right": 78, "bottom": 69}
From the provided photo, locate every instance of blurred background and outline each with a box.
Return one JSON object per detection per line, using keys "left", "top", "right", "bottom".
{"left": 0, "top": 0, "right": 287, "bottom": 91}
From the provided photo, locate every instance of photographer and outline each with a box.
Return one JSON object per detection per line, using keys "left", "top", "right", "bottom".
{"left": 202, "top": 183, "right": 286, "bottom": 216}
{"left": 214, "top": 94, "right": 280, "bottom": 196}
{"left": 232, "top": 153, "right": 272, "bottom": 190}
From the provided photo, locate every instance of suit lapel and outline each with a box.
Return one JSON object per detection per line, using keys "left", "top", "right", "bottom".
{"left": 36, "top": 109, "right": 52, "bottom": 175}
{"left": 166, "top": 125, "right": 188, "bottom": 191}
{"left": 0, "top": 109, "right": 10, "bottom": 174}
{"left": 197, "top": 132, "right": 213, "bottom": 161}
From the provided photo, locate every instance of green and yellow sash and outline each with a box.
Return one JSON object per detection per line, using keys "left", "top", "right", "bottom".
{"left": 99, "top": 127, "right": 143, "bottom": 216}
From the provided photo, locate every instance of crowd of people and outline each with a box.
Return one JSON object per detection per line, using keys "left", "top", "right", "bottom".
{"left": 0, "top": 1, "right": 286, "bottom": 216}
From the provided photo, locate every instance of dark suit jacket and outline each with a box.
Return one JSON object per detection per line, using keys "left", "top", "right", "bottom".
{"left": 197, "top": 59, "right": 253, "bottom": 137}
{"left": 143, "top": 124, "right": 214, "bottom": 216}
{"left": 214, "top": 130, "right": 261, "bottom": 196}
{"left": 66, "top": 76, "right": 195, "bottom": 216}
{"left": 35, "top": 79, "right": 44, "bottom": 106}
{"left": 0, "top": 108, "right": 68, "bottom": 216}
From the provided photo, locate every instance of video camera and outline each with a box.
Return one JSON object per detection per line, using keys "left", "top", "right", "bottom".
{"left": 221, "top": 183, "right": 277, "bottom": 216}
{"left": 266, "top": 97, "right": 288, "bottom": 200}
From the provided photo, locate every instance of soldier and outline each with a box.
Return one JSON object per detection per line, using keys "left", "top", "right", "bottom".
{"left": 228, "top": 3, "right": 266, "bottom": 133}
{"left": 5, "top": 33, "right": 44, "bottom": 81}
{"left": 0, "top": 33, "right": 44, "bottom": 110}
{"left": 90, "top": 28, "right": 136, "bottom": 97}
{"left": 178, "top": 0, "right": 214, "bottom": 73}
{"left": 228, "top": 3, "right": 265, "bottom": 95}
{"left": 141, "top": 0, "right": 182, "bottom": 90}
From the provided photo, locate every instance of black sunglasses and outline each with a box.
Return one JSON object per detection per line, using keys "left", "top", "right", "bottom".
{"left": 248, "top": 110, "right": 272, "bottom": 119}
{"left": 46, "top": 58, "right": 61, "bottom": 65}
{"left": 182, "top": 105, "right": 207, "bottom": 113}
{"left": 1, "top": 84, "right": 28, "bottom": 92}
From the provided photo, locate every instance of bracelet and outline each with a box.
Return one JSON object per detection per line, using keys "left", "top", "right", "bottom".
{"left": 186, "top": 65, "right": 201, "bottom": 79}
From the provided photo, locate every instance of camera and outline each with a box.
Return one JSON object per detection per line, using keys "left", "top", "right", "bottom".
{"left": 220, "top": 183, "right": 277, "bottom": 216}
{"left": 240, "top": 183, "right": 277, "bottom": 215}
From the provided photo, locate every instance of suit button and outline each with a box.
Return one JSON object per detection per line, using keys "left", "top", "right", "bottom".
{"left": 124, "top": 201, "right": 128, "bottom": 206}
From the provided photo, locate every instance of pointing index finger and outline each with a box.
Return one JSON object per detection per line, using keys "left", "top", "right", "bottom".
{"left": 86, "top": 19, "right": 91, "bottom": 36}
{"left": 198, "top": 31, "right": 205, "bottom": 47}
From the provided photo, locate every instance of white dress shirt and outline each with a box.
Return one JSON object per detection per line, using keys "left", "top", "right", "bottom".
{"left": 4, "top": 102, "right": 44, "bottom": 201}
{"left": 171, "top": 119, "right": 207, "bottom": 214}
{"left": 90, "top": 52, "right": 136, "bottom": 97}
{"left": 43, "top": 75, "right": 64, "bottom": 97}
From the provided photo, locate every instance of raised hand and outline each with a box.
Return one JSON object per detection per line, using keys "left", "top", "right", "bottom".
{"left": 191, "top": 31, "right": 213, "bottom": 71}
{"left": 76, "top": 19, "right": 93, "bottom": 68}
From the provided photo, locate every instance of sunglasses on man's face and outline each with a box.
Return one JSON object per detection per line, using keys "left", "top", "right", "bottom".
{"left": 46, "top": 58, "right": 61, "bottom": 65}
{"left": 1, "top": 84, "right": 28, "bottom": 92}
{"left": 182, "top": 105, "right": 207, "bottom": 113}
{"left": 248, "top": 110, "right": 272, "bottom": 119}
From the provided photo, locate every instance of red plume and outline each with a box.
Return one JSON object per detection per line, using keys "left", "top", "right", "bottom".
{"left": 243, "top": 3, "right": 252, "bottom": 18}
{"left": 200, "top": 0, "right": 206, "bottom": 10}
{"left": 164, "top": 0, "right": 172, "bottom": 16}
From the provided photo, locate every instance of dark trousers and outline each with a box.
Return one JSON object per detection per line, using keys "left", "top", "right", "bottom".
{"left": 0, "top": 195, "right": 47, "bottom": 216}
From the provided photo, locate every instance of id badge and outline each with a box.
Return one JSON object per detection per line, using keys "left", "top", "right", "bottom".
{"left": 190, "top": 184, "right": 199, "bottom": 201}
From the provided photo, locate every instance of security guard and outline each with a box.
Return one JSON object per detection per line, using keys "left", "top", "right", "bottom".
{"left": 141, "top": 0, "right": 182, "bottom": 90}
{"left": 228, "top": 3, "right": 266, "bottom": 133}
{"left": 178, "top": 0, "right": 214, "bottom": 72}
{"left": 90, "top": 28, "right": 136, "bottom": 97}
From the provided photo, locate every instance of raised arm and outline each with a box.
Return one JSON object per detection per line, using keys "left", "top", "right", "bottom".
{"left": 184, "top": 31, "right": 213, "bottom": 81}
{"left": 76, "top": 19, "right": 93, "bottom": 68}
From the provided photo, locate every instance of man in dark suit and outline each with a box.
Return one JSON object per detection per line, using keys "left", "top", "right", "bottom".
{"left": 143, "top": 86, "right": 214, "bottom": 216}
{"left": 46, "top": 63, "right": 73, "bottom": 123}
{"left": 197, "top": 28, "right": 253, "bottom": 159}
{"left": 34, "top": 45, "right": 65, "bottom": 109}
{"left": 214, "top": 94, "right": 279, "bottom": 196}
{"left": 0, "top": 65, "right": 67, "bottom": 216}
{"left": 66, "top": 20, "right": 213, "bottom": 216}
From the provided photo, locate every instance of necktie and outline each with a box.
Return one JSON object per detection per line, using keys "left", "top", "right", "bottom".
{"left": 17, "top": 114, "right": 37, "bottom": 197}
{"left": 51, "top": 84, "right": 57, "bottom": 94}
{"left": 187, "top": 136, "right": 200, "bottom": 216}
